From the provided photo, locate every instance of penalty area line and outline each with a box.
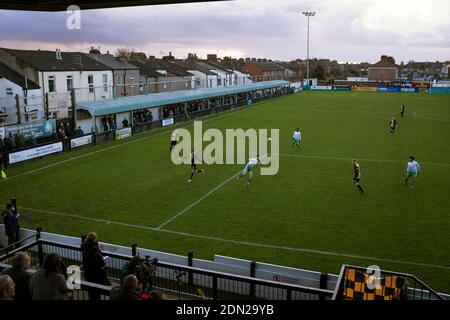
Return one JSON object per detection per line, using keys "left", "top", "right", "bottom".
{"left": 18, "top": 206, "right": 450, "bottom": 271}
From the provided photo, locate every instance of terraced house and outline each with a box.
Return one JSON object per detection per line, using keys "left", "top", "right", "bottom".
{"left": 0, "top": 48, "right": 113, "bottom": 119}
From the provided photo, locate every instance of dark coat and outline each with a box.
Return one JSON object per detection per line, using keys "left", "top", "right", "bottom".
{"left": 110, "top": 286, "right": 140, "bottom": 300}
{"left": 2, "top": 212, "right": 19, "bottom": 236}
{"left": 0, "top": 267, "right": 32, "bottom": 300}
{"left": 80, "top": 239, "right": 110, "bottom": 285}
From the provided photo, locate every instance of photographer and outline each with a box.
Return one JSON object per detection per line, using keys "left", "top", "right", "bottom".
{"left": 119, "top": 255, "right": 140, "bottom": 285}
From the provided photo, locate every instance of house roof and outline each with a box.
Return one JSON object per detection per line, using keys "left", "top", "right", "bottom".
{"left": 173, "top": 61, "right": 217, "bottom": 76}
{"left": 0, "top": 61, "right": 40, "bottom": 90}
{"left": 1, "top": 48, "right": 110, "bottom": 71}
{"left": 215, "top": 60, "right": 248, "bottom": 74}
{"left": 198, "top": 61, "right": 233, "bottom": 74}
{"left": 86, "top": 54, "right": 138, "bottom": 70}
{"left": 370, "top": 60, "right": 398, "bottom": 69}
{"left": 245, "top": 62, "right": 285, "bottom": 72}
{"left": 128, "top": 60, "right": 163, "bottom": 78}
{"left": 145, "top": 60, "right": 193, "bottom": 77}
{"left": 77, "top": 80, "right": 290, "bottom": 117}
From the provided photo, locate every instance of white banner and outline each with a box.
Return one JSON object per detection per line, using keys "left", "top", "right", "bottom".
{"left": 115, "top": 127, "right": 132, "bottom": 140}
{"left": 9, "top": 142, "right": 63, "bottom": 164}
{"left": 70, "top": 134, "right": 93, "bottom": 149}
{"left": 162, "top": 117, "right": 174, "bottom": 127}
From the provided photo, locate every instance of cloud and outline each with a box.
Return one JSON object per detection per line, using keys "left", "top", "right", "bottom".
{"left": 0, "top": 0, "right": 448, "bottom": 62}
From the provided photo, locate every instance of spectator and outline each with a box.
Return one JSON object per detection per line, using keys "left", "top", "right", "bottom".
{"left": 74, "top": 126, "right": 84, "bottom": 137}
{"left": 65, "top": 122, "right": 72, "bottom": 137}
{"left": 58, "top": 126, "right": 67, "bottom": 140}
{"left": 81, "top": 232, "right": 111, "bottom": 300}
{"left": 29, "top": 253, "right": 71, "bottom": 300}
{"left": 148, "top": 111, "right": 153, "bottom": 123}
{"left": 0, "top": 251, "right": 31, "bottom": 300}
{"left": 110, "top": 274, "right": 140, "bottom": 300}
{"left": 30, "top": 133, "right": 37, "bottom": 146}
{"left": 2, "top": 203, "right": 20, "bottom": 246}
{"left": 110, "top": 118, "right": 117, "bottom": 130}
{"left": 122, "top": 118, "right": 129, "bottom": 128}
{"left": 8, "top": 132, "right": 16, "bottom": 150}
{"left": 119, "top": 255, "right": 140, "bottom": 284}
{"left": 0, "top": 275, "right": 15, "bottom": 300}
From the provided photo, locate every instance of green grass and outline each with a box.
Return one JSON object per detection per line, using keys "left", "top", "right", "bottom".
{"left": 1, "top": 91, "right": 450, "bottom": 292}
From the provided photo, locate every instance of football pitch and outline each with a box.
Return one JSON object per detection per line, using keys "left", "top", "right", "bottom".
{"left": 1, "top": 91, "right": 450, "bottom": 292}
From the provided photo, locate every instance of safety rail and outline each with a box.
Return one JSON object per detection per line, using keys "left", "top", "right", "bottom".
{"left": 0, "top": 232, "right": 334, "bottom": 300}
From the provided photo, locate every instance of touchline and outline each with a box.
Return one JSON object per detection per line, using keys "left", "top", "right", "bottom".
{"left": 171, "top": 121, "right": 279, "bottom": 175}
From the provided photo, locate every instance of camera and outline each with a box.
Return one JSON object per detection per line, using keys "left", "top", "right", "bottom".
{"left": 135, "top": 255, "right": 158, "bottom": 292}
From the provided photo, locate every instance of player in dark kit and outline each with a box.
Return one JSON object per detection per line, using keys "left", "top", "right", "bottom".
{"left": 352, "top": 160, "right": 364, "bottom": 193}
{"left": 400, "top": 104, "right": 405, "bottom": 118}
{"left": 184, "top": 151, "right": 204, "bottom": 183}
{"left": 389, "top": 117, "right": 398, "bottom": 134}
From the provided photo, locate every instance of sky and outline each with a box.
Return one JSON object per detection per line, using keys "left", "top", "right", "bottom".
{"left": 0, "top": 0, "right": 449, "bottom": 63}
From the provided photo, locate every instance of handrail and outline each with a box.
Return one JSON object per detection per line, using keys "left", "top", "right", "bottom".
{"left": 37, "top": 239, "right": 333, "bottom": 298}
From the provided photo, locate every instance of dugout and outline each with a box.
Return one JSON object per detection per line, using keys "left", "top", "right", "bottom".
{"left": 75, "top": 80, "right": 291, "bottom": 136}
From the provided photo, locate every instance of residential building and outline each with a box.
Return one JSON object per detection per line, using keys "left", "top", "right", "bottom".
{"left": 0, "top": 48, "right": 113, "bottom": 119}
{"left": 87, "top": 53, "right": 140, "bottom": 98}
{"left": 197, "top": 61, "right": 233, "bottom": 87}
{"left": 0, "top": 61, "right": 42, "bottom": 124}
{"left": 173, "top": 60, "right": 218, "bottom": 88}
{"left": 243, "top": 61, "right": 285, "bottom": 82}
{"left": 367, "top": 55, "right": 398, "bottom": 82}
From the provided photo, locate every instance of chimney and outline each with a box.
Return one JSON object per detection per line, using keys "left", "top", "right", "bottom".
{"left": 56, "top": 49, "right": 62, "bottom": 60}
{"left": 207, "top": 54, "right": 218, "bottom": 62}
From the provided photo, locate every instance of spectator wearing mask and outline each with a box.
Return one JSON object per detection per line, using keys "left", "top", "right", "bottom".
{"left": 29, "top": 253, "right": 71, "bottom": 300}
{"left": 0, "top": 251, "right": 32, "bottom": 300}
{"left": 0, "top": 275, "right": 15, "bottom": 300}
{"left": 81, "top": 232, "right": 111, "bottom": 300}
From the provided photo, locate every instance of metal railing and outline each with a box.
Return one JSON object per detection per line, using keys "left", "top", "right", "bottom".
{"left": 332, "top": 265, "right": 444, "bottom": 300}
{"left": 0, "top": 230, "right": 334, "bottom": 300}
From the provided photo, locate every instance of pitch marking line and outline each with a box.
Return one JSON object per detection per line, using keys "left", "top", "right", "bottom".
{"left": 4, "top": 100, "right": 273, "bottom": 181}
{"left": 157, "top": 154, "right": 268, "bottom": 230}
{"left": 278, "top": 153, "right": 450, "bottom": 166}
{"left": 18, "top": 206, "right": 450, "bottom": 271}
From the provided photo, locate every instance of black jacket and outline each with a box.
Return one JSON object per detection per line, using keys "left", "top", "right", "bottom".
{"left": 0, "top": 267, "right": 32, "bottom": 300}
{"left": 2, "top": 212, "right": 19, "bottom": 236}
{"left": 80, "top": 239, "right": 110, "bottom": 285}
{"left": 110, "top": 286, "right": 140, "bottom": 300}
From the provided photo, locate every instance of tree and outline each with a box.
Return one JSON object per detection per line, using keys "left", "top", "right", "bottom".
{"left": 312, "top": 64, "right": 325, "bottom": 80}
{"left": 115, "top": 48, "right": 147, "bottom": 61}
{"left": 89, "top": 47, "right": 101, "bottom": 54}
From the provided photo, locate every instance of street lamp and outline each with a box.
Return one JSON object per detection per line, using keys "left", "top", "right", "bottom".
{"left": 302, "top": 11, "right": 315, "bottom": 87}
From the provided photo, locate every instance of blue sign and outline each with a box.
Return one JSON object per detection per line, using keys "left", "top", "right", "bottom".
{"left": 5, "top": 119, "right": 56, "bottom": 140}
{"left": 400, "top": 88, "right": 418, "bottom": 93}
{"left": 377, "top": 87, "right": 400, "bottom": 93}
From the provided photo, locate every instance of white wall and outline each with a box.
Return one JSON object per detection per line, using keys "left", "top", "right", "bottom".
{"left": 38, "top": 70, "right": 113, "bottom": 119}
{"left": 0, "top": 78, "right": 43, "bottom": 124}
